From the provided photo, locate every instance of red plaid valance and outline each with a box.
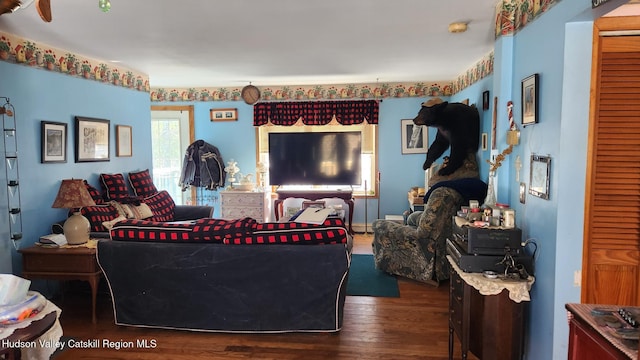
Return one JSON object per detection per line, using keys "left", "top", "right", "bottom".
{"left": 253, "top": 100, "right": 379, "bottom": 126}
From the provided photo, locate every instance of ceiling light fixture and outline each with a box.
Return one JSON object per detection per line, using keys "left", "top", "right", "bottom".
{"left": 98, "top": 0, "right": 111, "bottom": 13}
{"left": 448, "top": 22, "right": 468, "bottom": 33}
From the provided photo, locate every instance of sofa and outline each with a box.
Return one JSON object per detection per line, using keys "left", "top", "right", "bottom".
{"left": 97, "top": 217, "right": 352, "bottom": 333}
{"left": 371, "top": 178, "right": 487, "bottom": 285}
{"left": 53, "top": 171, "right": 214, "bottom": 238}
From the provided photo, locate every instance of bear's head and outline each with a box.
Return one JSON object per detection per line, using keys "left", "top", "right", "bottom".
{"left": 413, "top": 99, "right": 448, "bottom": 126}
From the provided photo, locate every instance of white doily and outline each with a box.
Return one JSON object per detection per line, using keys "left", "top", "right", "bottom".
{"left": 447, "top": 255, "right": 534, "bottom": 303}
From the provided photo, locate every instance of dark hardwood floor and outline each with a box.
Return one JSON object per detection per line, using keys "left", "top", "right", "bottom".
{"left": 52, "top": 234, "right": 476, "bottom": 360}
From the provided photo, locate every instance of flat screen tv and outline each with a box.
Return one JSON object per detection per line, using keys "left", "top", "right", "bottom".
{"left": 269, "top": 131, "right": 362, "bottom": 186}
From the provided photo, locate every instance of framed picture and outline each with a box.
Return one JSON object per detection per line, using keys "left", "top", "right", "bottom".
{"left": 482, "top": 91, "right": 490, "bottom": 110}
{"left": 116, "top": 125, "right": 132, "bottom": 157}
{"left": 75, "top": 116, "right": 110, "bottom": 162}
{"left": 529, "top": 154, "right": 551, "bottom": 199}
{"left": 41, "top": 121, "right": 67, "bottom": 163}
{"left": 521, "top": 73, "right": 539, "bottom": 126}
{"left": 210, "top": 108, "right": 238, "bottom": 121}
{"left": 481, "top": 133, "right": 488, "bottom": 151}
{"left": 401, "top": 119, "right": 428, "bottom": 154}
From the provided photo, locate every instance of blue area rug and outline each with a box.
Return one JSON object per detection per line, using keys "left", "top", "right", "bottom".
{"left": 346, "top": 254, "right": 399, "bottom": 297}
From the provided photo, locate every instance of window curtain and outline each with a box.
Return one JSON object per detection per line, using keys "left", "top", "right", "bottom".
{"left": 253, "top": 100, "right": 379, "bottom": 126}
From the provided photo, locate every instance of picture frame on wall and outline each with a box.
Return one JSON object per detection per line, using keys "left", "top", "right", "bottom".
{"left": 521, "top": 73, "right": 539, "bottom": 126}
{"left": 210, "top": 108, "right": 238, "bottom": 121}
{"left": 75, "top": 116, "right": 110, "bottom": 162}
{"left": 41, "top": 121, "right": 67, "bottom": 163}
{"left": 529, "top": 154, "right": 551, "bottom": 199}
{"left": 116, "top": 125, "right": 132, "bottom": 157}
{"left": 401, "top": 119, "right": 428, "bottom": 154}
{"left": 482, "top": 91, "right": 490, "bottom": 110}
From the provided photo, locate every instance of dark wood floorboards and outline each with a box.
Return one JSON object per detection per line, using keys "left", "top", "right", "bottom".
{"left": 53, "top": 234, "right": 477, "bottom": 359}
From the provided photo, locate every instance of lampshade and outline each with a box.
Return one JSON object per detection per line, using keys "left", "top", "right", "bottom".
{"left": 52, "top": 179, "right": 96, "bottom": 209}
{"left": 52, "top": 179, "right": 96, "bottom": 245}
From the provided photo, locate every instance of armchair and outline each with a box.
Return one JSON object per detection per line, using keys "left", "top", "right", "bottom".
{"left": 371, "top": 186, "right": 464, "bottom": 286}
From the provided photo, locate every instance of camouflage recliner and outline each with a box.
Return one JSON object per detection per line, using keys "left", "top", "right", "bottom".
{"left": 371, "top": 186, "right": 465, "bottom": 286}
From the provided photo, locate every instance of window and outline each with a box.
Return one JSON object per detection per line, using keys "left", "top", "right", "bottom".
{"left": 256, "top": 123, "right": 378, "bottom": 197}
{"left": 150, "top": 107, "right": 192, "bottom": 205}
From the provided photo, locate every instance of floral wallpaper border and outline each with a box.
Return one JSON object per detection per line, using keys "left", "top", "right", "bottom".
{"left": 495, "top": 0, "right": 560, "bottom": 37}
{"left": 0, "top": 32, "right": 149, "bottom": 92}
{"left": 0, "top": 0, "right": 559, "bottom": 100}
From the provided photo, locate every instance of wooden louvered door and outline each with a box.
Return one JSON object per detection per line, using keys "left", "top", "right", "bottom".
{"left": 582, "top": 17, "right": 640, "bottom": 305}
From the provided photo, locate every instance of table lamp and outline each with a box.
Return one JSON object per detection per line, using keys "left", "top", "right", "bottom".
{"left": 51, "top": 179, "right": 96, "bottom": 245}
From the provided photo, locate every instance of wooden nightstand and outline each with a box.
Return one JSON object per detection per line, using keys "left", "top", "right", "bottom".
{"left": 18, "top": 244, "right": 102, "bottom": 324}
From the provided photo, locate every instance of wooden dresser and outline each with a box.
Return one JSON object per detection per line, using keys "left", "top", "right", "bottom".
{"left": 447, "top": 256, "right": 533, "bottom": 360}
{"left": 566, "top": 303, "right": 637, "bottom": 360}
{"left": 220, "top": 190, "right": 270, "bottom": 222}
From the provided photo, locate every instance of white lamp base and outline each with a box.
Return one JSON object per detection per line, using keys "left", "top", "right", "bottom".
{"left": 64, "top": 212, "right": 90, "bottom": 245}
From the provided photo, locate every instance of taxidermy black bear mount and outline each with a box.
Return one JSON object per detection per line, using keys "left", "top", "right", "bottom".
{"left": 413, "top": 99, "right": 480, "bottom": 175}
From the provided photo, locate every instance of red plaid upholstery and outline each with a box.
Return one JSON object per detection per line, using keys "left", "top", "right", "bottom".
{"left": 191, "top": 217, "right": 257, "bottom": 242}
{"left": 77, "top": 205, "right": 120, "bottom": 232}
{"left": 128, "top": 169, "right": 158, "bottom": 197}
{"left": 108, "top": 216, "right": 348, "bottom": 245}
{"left": 84, "top": 180, "right": 105, "bottom": 204}
{"left": 143, "top": 190, "right": 175, "bottom": 222}
{"left": 225, "top": 218, "right": 349, "bottom": 245}
{"left": 110, "top": 219, "right": 193, "bottom": 242}
{"left": 99, "top": 173, "right": 130, "bottom": 200}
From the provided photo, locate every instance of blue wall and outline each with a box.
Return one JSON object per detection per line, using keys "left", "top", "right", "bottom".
{"left": 0, "top": 61, "right": 152, "bottom": 274}
{"left": 0, "top": 1, "right": 632, "bottom": 356}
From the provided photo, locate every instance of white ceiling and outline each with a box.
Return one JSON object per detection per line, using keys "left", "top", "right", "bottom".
{"left": 0, "top": 0, "right": 500, "bottom": 88}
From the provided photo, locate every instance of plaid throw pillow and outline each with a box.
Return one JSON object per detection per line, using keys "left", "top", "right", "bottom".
{"left": 128, "top": 169, "right": 158, "bottom": 197}
{"left": 76, "top": 205, "right": 120, "bottom": 232}
{"left": 83, "top": 180, "right": 105, "bottom": 204}
{"left": 143, "top": 190, "right": 175, "bottom": 222}
{"left": 99, "top": 173, "right": 130, "bottom": 200}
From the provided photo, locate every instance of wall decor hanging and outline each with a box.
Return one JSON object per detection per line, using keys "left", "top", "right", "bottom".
{"left": 41, "top": 121, "right": 67, "bottom": 163}
{"left": 116, "top": 125, "right": 132, "bottom": 157}
{"left": 529, "top": 154, "right": 550, "bottom": 199}
{"left": 210, "top": 108, "right": 238, "bottom": 121}
{"left": 521, "top": 73, "right": 539, "bottom": 126}
{"left": 401, "top": 119, "right": 428, "bottom": 154}
{"left": 75, "top": 116, "right": 110, "bottom": 162}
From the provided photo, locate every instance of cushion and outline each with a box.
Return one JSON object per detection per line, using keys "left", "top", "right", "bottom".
{"left": 110, "top": 219, "right": 193, "bottom": 242}
{"left": 77, "top": 205, "right": 120, "bottom": 232}
{"left": 128, "top": 203, "right": 153, "bottom": 219}
{"left": 128, "top": 169, "right": 158, "bottom": 197}
{"left": 84, "top": 180, "right": 105, "bottom": 204}
{"left": 102, "top": 215, "right": 127, "bottom": 230}
{"left": 100, "top": 173, "right": 130, "bottom": 200}
{"left": 110, "top": 201, "right": 154, "bottom": 220}
{"left": 143, "top": 190, "right": 175, "bottom": 222}
{"left": 191, "top": 217, "right": 257, "bottom": 242}
{"left": 226, "top": 218, "right": 349, "bottom": 245}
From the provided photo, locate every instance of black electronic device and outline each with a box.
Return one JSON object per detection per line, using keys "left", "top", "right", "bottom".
{"left": 268, "top": 132, "right": 362, "bottom": 186}
{"left": 451, "top": 216, "right": 523, "bottom": 255}
{"left": 447, "top": 238, "right": 535, "bottom": 275}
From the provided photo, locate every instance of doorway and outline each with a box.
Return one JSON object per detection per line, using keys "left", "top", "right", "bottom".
{"left": 150, "top": 105, "right": 194, "bottom": 205}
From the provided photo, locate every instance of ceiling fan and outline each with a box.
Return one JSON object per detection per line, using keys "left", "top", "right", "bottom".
{"left": 0, "top": 0, "right": 52, "bottom": 22}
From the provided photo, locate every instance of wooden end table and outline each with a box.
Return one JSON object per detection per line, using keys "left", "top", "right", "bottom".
{"left": 18, "top": 244, "right": 102, "bottom": 324}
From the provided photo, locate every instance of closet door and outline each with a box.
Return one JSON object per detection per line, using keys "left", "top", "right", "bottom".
{"left": 582, "top": 17, "right": 640, "bottom": 305}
